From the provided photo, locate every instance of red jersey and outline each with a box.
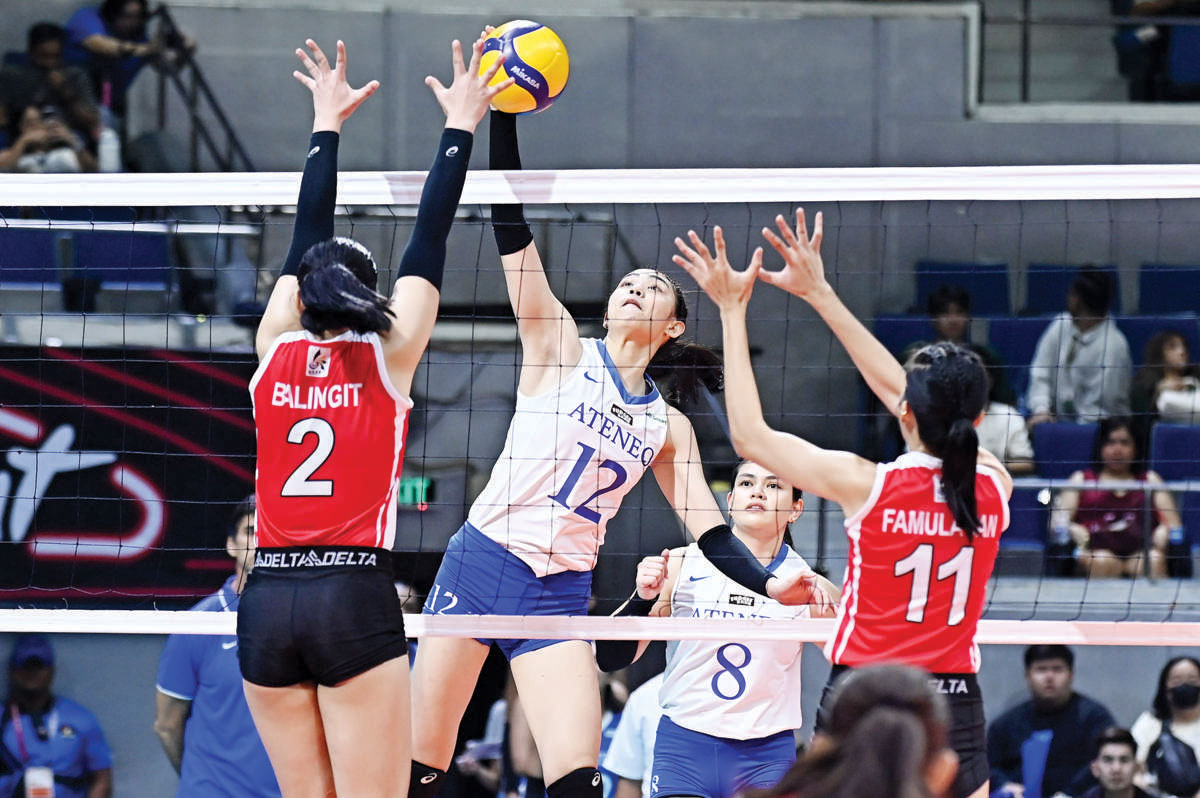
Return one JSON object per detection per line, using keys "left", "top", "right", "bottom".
{"left": 826, "top": 451, "right": 1009, "bottom": 674}
{"left": 249, "top": 330, "right": 412, "bottom": 549}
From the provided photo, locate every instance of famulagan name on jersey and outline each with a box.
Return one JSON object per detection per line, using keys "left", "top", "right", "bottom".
{"left": 881, "top": 508, "right": 1001, "bottom": 539}
{"left": 254, "top": 549, "right": 378, "bottom": 568}
{"left": 271, "top": 382, "right": 364, "bottom": 410}
{"left": 567, "top": 402, "right": 657, "bottom": 465}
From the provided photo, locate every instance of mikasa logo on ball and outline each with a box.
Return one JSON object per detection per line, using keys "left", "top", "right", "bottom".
{"left": 509, "top": 65, "right": 541, "bottom": 89}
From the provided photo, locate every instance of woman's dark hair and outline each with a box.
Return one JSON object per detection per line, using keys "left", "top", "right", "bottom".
{"left": 297, "top": 238, "right": 393, "bottom": 336}
{"left": 1152, "top": 656, "right": 1200, "bottom": 720}
{"left": 904, "top": 342, "right": 988, "bottom": 538}
{"left": 1090, "top": 416, "right": 1143, "bottom": 475}
{"left": 1135, "top": 330, "right": 1200, "bottom": 398}
{"left": 926, "top": 284, "right": 970, "bottom": 318}
{"left": 750, "top": 665, "right": 950, "bottom": 798}
{"left": 642, "top": 270, "right": 723, "bottom": 406}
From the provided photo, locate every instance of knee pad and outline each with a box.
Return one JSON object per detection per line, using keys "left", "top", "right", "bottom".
{"left": 547, "top": 767, "right": 602, "bottom": 798}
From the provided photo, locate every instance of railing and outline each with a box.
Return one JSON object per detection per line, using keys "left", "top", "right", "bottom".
{"left": 149, "top": 4, "right": 255, "bottom": 172}
{"left": 983, "top": 6, "right": 1200, "bottom": 102}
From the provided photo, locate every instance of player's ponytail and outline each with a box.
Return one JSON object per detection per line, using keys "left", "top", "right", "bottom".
{"left": 298, "top": 238, "right": 394, "bottom": 336}
{"left": 747, "top": 665, "right": 949, "bottom": 798}
{"left": 646, "top": 271, "right": 723, "bottom": 406}
{"left": 905, "top": 342, "right": 987, "bottom": 539}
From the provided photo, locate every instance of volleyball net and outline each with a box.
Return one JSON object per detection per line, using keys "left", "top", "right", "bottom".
{"left": 2, "top": 165, "right": 1200, "bottom": 639}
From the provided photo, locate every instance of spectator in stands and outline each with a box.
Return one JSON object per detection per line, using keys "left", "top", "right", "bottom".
{"left": 1050, "top": 416, "right": 1180, "bottom": 579}
{"left": 1130, "top": 656, "right": 1200, "bottom": 797}
{"left": 1078, "top": 726, "right": 1153, "bottom": 798}
{"left": 903, "top": 283, "right": 1017, "bottom": 406}
{"left": 1113, "top": 0, "right": 1200, "bottom": 101}
{"left": 0, "top": 23, "right": 100, "bottom": 146}
{"left": 602, "top": 672, "right": 664, "bottom": 798}
{"left": 0, "top": 102, "right": 97, "bottom": 173}
{"left": 1132, "top": 329, "right": 1200, "bottom": 427}
{"left": 987, "top": 645, "right": 1116, "bottom": 798}
{"left": 979, "top": 365, "right": 1036, "bottom": 475}
{"left": 63, "top": 0, "right": 191, "bottom": 120}
{"left": 1027, "top": 266, "right": 1132, "bottom": 428}
{"left": 0, "top": 634, "right": 113, "bottom": 798}
{"left": 153, "top": 495, "right": 280, "bottom": 798}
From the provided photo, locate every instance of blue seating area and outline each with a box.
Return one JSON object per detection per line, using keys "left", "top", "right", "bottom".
{"left": 1024, "top": 263, "right": 1121, "bottom": 315}
{"left": 914, "top": 260, "right": 1010, "bottom": 315}
{"left": 1139, "top": 264, "right": 1200, "bottom": 315}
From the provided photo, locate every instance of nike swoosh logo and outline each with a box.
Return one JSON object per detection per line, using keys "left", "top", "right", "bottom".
{"left": 688, "top": 575, "right": 710, "bottom": 582}
{"left": 583, "top": 371, "right": 602, "bottom": 384}
{"left": 221, "top": 640, "right": 238, "bottom": 650}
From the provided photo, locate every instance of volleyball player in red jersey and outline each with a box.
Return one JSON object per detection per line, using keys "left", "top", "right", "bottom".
{"left": 238, "top": 38, "right": 510, "bottom": 798}
{"left": 673, "top": 210, "right": 1013, "bottom": 798}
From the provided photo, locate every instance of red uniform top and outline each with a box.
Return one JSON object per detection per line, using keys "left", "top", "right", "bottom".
{"left": 250, "top": 330, "right": 412, "bottom": 550}
{"left": 826, "top": 451, "right": 1009, "bottom": 674}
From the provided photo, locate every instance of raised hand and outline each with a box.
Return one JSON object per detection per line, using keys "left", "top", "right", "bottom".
{"left": 425, "top": 36, "right": 514, "bottom": 133}
{"left": 768, "top": 569, "right": 835, "bottom": 615}
{"left": 672, "top": 227, "right": 762, "bottom": 314}
{"left": 758, "top": 208, "right": 829, "bottom": 301}
{"left": 634, "top": 549, "right": 670, "bottom": 601}
{"left": 292, "top": 39, "right": 380, "bottom": 133}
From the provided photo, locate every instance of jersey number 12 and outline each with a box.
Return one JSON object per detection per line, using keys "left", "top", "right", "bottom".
{"left": 548, "top": 442, "right": 628, "bottom": 522}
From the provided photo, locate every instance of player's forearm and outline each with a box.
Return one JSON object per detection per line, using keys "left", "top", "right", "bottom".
{"left": 280, "top": 132, "right": 338, "bottom": 277}
{"left": 154, "top": 723, "right": 184, "bottom": 772}
{"left": 719, "top": 305, "right": 776, "bottom": 458}
{"left": 394, "top": 128, "right": 473, "bottom": 291}
{"left": 805, "top": 284, "right": 906, "bottom": 413}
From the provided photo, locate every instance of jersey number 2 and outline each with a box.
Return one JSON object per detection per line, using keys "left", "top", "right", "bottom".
{"left": 893, "top": 543, "right": 974, "bottom": 626}
{"left": 281, "top": 418, "right": 334, "bottom": 497}
{"left": 548, "top": 442, "right": 628, "bottom": 523}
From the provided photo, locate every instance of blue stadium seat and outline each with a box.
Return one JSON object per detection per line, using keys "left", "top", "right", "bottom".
{"left": 1115, "top": 313, "right": 1200, "bottom": 368}
{"left": 986, "top": 316, "right": 1053, "bottom": 400}
{"left": 73, "top": 230, "right": 171, "bottom": 289}
{"left": 1139, "top": 264, "right": 1200, "bottom": 314}
{"left": 1166, "top": 24, "right": 1200, "bottom": 92}
{"left": 1004, "top": 487, "right": 1049, "bottom": 547}
{"left": 872, "top": 314, "right": 935, "bottom": 358}
{"left": 1024, "top": 263, "right": 1121, "bottom": 315}
{"left": 1033, "top": 422, "right": 1098, "bottom": 479}
{"left": 0, "top": 228, "right": 60, "bottom": 284}
{"left": 915, "top": 260, "right": 1011, "bottom": 316}
{"left": 1148, "top": 423, "right": 1200, "bottom": 576}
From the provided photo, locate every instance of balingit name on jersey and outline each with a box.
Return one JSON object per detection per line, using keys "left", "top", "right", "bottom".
{"left": 270, "top": 381, "right": 364, "bottom": 410}
{"left": 566, "top": 401, "right": 659, "bottom": 465}
{"left": 880, "top": 508, "right": 1002, "bottom": 539}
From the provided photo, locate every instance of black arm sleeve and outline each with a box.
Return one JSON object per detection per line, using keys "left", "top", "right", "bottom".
{"left": 697, "top": 524, "right": 775, "bottom": 596}
{"left": 396, "top": 127, "right": 474, "bottom": 291}
{"left": 488, "top": 110, "right": 533, "bottom": 255}
{"left": 595, "top": 592, "right": 656, "bottom": 673}
{"left": 281, "top": 131, "right": 339, "bottom": 277}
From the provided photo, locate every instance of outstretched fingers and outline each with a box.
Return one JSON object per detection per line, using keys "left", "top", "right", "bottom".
{"left": 450, "top": 38, "right": 466, "bottom": 77}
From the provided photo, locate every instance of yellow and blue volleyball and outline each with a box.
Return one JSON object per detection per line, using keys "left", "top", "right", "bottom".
{"left": 480, "top": 20, "right": 569, "bottom": 115}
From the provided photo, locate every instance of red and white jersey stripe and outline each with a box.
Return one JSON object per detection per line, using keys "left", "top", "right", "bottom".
{"left": 250, "top": 330, "right": 412, "bottom": 549}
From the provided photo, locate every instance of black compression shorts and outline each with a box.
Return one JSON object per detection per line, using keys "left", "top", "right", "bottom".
{"left": 237, "top": 547, "right": 407, "bottom": 687}
{"left": 815, "top": 665, "right": 988, "bottom": 798}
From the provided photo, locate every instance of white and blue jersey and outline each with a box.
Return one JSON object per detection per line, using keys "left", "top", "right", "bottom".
{"left": 157, "top": 576, "right": 281, "bottom": 798}
{"left": 0, "top": 697, "right": 112, "bottom": 798}
{"left": 659, "top": 542, "right": 809, "bottom": 740}
{"left": 650, "top": 543, "right": 808, "bottom": 798}
{"left": 468, "top": 338, "right": 670, "bottom": 576}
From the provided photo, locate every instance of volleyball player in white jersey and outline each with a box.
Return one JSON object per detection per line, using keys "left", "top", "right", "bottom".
{"left": 407, "top": 109, "right": 832, "bottom": 798}
{"left": 598, "top": 460, "right": 838, "bottom": 798}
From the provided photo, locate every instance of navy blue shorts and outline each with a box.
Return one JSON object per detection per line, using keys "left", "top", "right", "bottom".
{"left": 650, "top": 715, "right": 795, "bottom": 798}
{"left": 816, "top": 665, "right": 987, "bottom": 798}
{"left": 237, "top": 547, "right": 407, "bottom": 687}
{"left": 423, "top": 523, "right": 592, "bottom": 660}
